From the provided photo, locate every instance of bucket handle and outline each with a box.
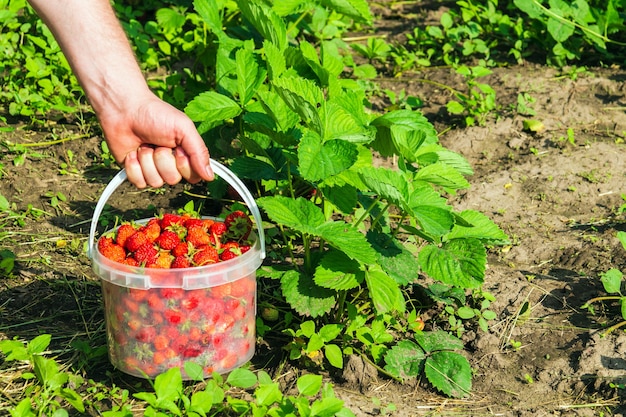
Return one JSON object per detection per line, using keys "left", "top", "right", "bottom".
{"left": 88, "top": 159, "right": 266, "bottom": 260}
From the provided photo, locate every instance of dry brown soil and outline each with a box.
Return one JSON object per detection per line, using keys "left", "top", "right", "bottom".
{"left": 3, "top": 11, "right": 626, "bottom": 417}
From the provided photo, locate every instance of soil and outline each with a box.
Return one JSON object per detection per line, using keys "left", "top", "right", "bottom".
{"left": 2, "top": 5, "right": 626, "bottom": 417}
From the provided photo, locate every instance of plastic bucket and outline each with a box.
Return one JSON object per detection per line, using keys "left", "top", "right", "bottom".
{"left": 88, "top": 159, "right": 265, "bottom": 379}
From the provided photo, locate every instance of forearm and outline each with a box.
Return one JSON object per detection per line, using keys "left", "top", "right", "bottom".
{"left": 27, "top": 0, "right": 152, "bottom": 116}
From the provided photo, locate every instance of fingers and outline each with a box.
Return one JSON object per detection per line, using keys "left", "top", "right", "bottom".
{"left": 125, "top": 145, "right": 184, "bottom": 188}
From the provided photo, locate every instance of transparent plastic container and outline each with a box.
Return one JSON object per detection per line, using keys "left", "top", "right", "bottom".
{"left": 88, "top": 160, "right": 265, "bottom": 379}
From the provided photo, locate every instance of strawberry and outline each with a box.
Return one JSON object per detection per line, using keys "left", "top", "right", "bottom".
{"left": 153, "top": 334, "right": 170, "bottom": 351}
{"left": 164, "top": 309, "right": 184, "bottom": 325}
{"left": 148, "top": 251, "right": 173, "bottom": 269}
{"left": 187, "top": 224, "right": 211, "bottom": 247}
{"left": 160, "top": 213, "right": 184, "bottom": 229}
{"left": 133, "top": 243, "right": 158, "bottom": 265}
{"left": 100, "top": 240, "right": 126, "bottom": 263}
{"left": 122, "top": 257, "right": 140, "bottom": 266}
{"left": 144, "top": 219, "right": 161, "bottom": 243}
{"left": 220, "top": 248, "right": 238, "bottom": 261}
{"left": 116, "top": 223, "right": 137, "bottom": 248}
{"left": 184, "top": 218, "right": 205, "bottom": 228}
{"left": 193, "top": 246, "right": 219, "bottom": 266}
{"left": 171, "top": 255, "right": 191, "bottom": 269}
{"left": 125, "top": 230, "right": 149, "bottom": 252}
{"left": 172, "top": 242, "right": 189, "bottom": 257}
{"left": 210, "top": 221, "right": 227, "bottom": 237}
{"left": 155, "top": 230, "right": 180, "bottom": 250}
{"left": 135, "top": 326, "right": 157, "bottom": 343}
{"left": 224, "top": 210, "right": 252, "bottom": 241}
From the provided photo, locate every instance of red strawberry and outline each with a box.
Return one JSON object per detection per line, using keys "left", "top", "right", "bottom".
{"left": 187, "top": 224, "right": 211, "bottom": 247}
{"left": 155, "top": 230, "right": 180, "bottom": 250}
{"left": 99, "top": 240, "right": 126, "bottom": 263}
{"left": 240, "top": 244, "right": 251, "bottom": 254}
{"left": 210, "top": 221, "right": 227, "bottom": 237}
{"left": 193, "top": 246, "right": 219, "bottom": 266}
{"left": 171, "top": 255, "right": 191, "bottom": 269}
{"left": 161, "top": 213, "right": 184, "bottom": 229}
{"left": 184, "top": 218, "right": 205, "bottom": 228}
{"left": 172, "top": 242, "right": 189, "bottom": 257}
{"left": 164, "top": 309, "right": 184, "bottom": 325}
{"left": 161, "top": 288, "right": 184, "bottom": 299}
{"left": 153, "top": 334, "right": 170, "bottom": 351}
{"left": 116, "top": 223, "right": 137, "bottom": 248}
{"left": 122, "top": 257, "right": 140, "bottom": 266}
{"left": 144, "top": 219, "right": 161, "bottom": 243}
{"left": 135, "top": 326, "right": 157, "bottom": 343}
{"left": 125, "top": 230, "right": 149, "bottom": 252}
{"left": 220, "top": 248, "right": 238, "bottom": 261}
{"left": 133, "top": 243, "right": 158, "bottom": 265}
{"left": 224, "top": 210, "right": 252, "bottom": 240}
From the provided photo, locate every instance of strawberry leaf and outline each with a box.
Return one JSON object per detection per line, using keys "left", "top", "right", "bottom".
{"left": 424, "top": 351, "right": 472, "bottom": 398}
{"left": 367, "top": 231, "right": 420, "bottom": 286}
{"left": 419, "top": 238, "right": 486, "bottom": 289}
{"left": 364, "top": 265, "right": 405, "bottom": 314}
{"left": 414, "top": 330, "right": 465, "bottom": 353}
{"left": 298, "top": 131, "right": 358, "bottom": 182}
{"left": 281, "top": 270, "right": 336, "bottom": 318}
{"left": 316, "top": 221, "right": 377, "bottom": 264}
{"left": 235, "top": 0, "right": 287, "bottom": 51}
{"left": 314, "top": 250, "right": 364, "bottom": 290}
{"left": 185, "top": 91, "right": 242, "bottom": 134}
{"left": 236, "top": 47, "right": 265, "bottom": 107}
{"left": 383, "top": 340, "right": 425, "bottom": 380}
{"left": 445, "top": 210, "right": 509, "bottom": 244}
{"left": 414, "top": 162, "right": 470, "bottom": 190}
{"left": 257, "top": 196, "right": 325, "bottom": 231}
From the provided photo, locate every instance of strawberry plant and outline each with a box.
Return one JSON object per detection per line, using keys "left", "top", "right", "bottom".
{"left": 181, "top": 0, "right": 508, "bottom": 397}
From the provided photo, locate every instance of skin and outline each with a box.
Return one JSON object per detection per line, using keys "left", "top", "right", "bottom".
{"left": 27, "top": 0, "right": 214, "bottom": 188}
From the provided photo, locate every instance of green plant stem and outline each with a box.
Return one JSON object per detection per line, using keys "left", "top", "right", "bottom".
{"left": 286, "top": 10, "right": 310, "bottom": 37}
{"left": 18, "top": 134, "right": 89, "bottom": 148}
{"left": 602, "top": 320, "right": 626, "bottom": 335}
{"left": 354, "top": 195, "right": 381, "bottom": 228}
{"left": 370, "top": 202, "right": 391, "bottom": 230}
{"left": 354, "top": 347, "right": 402, "bottom": 383}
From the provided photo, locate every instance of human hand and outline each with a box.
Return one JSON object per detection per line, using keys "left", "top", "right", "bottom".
{"left": 98, "top": 93, "right": 214, "bottom": 189}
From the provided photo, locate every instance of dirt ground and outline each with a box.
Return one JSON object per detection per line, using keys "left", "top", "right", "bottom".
{"left": 3, "top": 9, "right": 626, "bottom": 417}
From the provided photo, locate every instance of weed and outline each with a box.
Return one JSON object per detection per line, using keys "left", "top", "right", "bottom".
{"left": 582, "top": 232, "right": 626, "bottom": 335}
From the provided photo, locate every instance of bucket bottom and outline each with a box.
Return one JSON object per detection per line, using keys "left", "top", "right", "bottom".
{"left": 101, "top": 273, "right": 257, "bottom": 379}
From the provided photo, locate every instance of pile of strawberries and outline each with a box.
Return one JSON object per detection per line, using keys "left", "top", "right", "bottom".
{"left": 102, "top": 272, "right": 256, "bottom": 378}
{"left": 97, "top": 210, "right": 254, "bottom": 268}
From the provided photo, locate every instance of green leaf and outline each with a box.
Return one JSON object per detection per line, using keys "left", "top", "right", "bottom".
{"left": 310, "top": 397, "right": 346, "bottom": 417}
{"left": 298, "top": 132, "right": 358, "bottom": 182}
{"left": 419, "top": 239, "right": 486, "bottom": 289}
{"left": 231, "top": 156, "right": 280, "bottom": 181}
{"left": 227, "top": 368, "right": 258, "bottom": 388}
{"left": 314, "top": 250, "right": 364, "bottom": 290}
{"left": 236, "top": 47, "right": 261, "bottom": 106}
{"left": 446, "top": 210, "right": 509, "bottom": 244}
{"left": 424, "top": 351, "right": 472, "bottom": 398}
{"left": 414, "top": 330, "right": 465, "bottom": 352}
{"left": 415, "top": 162, "right": 470, "bottom": 190}
{"left": 408, "top": 182, "right": 455, "bottom": 237}
{"left": 183, "top": 362, "right": 205, "bottom": 381}
{"left": 322, "top": 101, "right": 374, "bottom": 143}
{"left": 153, "top": 367, "right": 183, "bottom": 402}
{"left": 547, "top": 16, "right": 575, "bottom": 43}
{"left": 367, "top": 231, "right": 420, "bottom": 286}
{"left": 263, "top": 40, "right": 286, "bottom": 80}
{"left": 236, "top": 0, "right": 287, "bottom": 51}
{"left": 446, "top": 101, "right": 465, "bottom": 115}
{"left": 316, "top": 221, "right": 378, "bottom": 264}
{"left": 28, "top": 334, "right": 51, "bottom": 355}
{"left": 185, "top": 91, "right": 242, "bottom": 133}
{"left": 194, "top": 0, "right": 223, "bottom": 34}
{"left": 600, "top": 269, "right": 623, "bottom": 294}
{"left": 257, "top": 196, "right": 326, "bottom": 231}
{"left": 273, "top": 76, "right": 324, "bottom": 134}
{"left": 190, "top": 390, "right": 215, "bottom": 415}
{"left": 390, "top": 125, "right": 427, "bottom": 162}
{"left": 513, "top": 0, "right": 543, "bottom": 18}
{"left": 358, "top": 166, "right": 410, "bottom": 209}
{"left": 297, "top": 374, "right": 323, "bottom": 397}
{"left": 324, "top": 344, "right": 344, "bottom": 369}
{"left": 364, "top": 265, "right": 405, "bottom": 314}
{"left": 156, "top": 8, "right": 186, "bottom": 31}
{"left": 255, "top": 381, "right": 283, "bottom": 406}
{"left": 320, "top": 183, "right": 358, "bottom": 214}
{"left": 320, "top": 0, "right": 372, "bottom": 23}
{"left": 281, "top": 270, "right": 336, "bottom": 317}
{"left": 621, "top": 297, "right": 626, "bottom": 321}
{"left": 383, "top": 340, "right": 425, "bottom": 380}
